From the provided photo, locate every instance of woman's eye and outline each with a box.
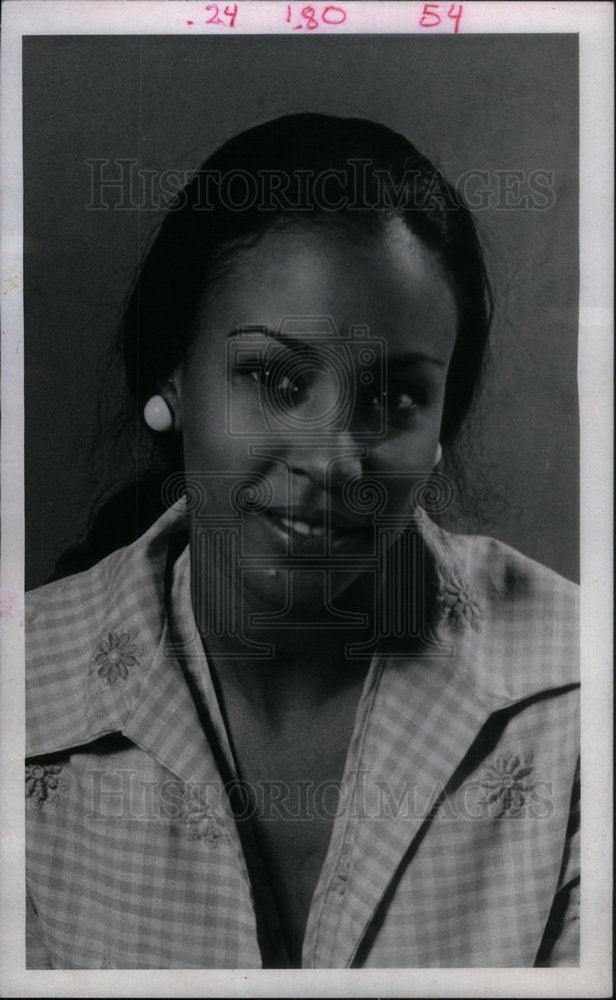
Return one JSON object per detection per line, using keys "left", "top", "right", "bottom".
{"left": 278, "top": 374, "right": 301, "bottom": 396}
{"left": 390, "top": 392, "right": 415, "bottom": 412}
{"left": 372, "top": 390, "right": 418, "bottom": 414}
{"left": 246, "top": 367, "right": 304, "bottom": 406}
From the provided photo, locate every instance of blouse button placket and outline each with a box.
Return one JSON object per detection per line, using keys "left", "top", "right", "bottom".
{"left": 332, "top": 849, "right": 351, "bottom": 896}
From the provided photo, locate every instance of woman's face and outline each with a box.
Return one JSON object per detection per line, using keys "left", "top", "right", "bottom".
{"left": 166, "top": 218, "right": 458, "bottom": 613}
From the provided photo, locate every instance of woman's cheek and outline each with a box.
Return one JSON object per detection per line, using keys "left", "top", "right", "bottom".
{"left": 367, "top": 426, "right": 435, "bottom": 474}
{"left": 228, "top": 378, "right": 272, "bottom": 437}
{"left": 362, "top": 434, "right": 438, "bottom": 521}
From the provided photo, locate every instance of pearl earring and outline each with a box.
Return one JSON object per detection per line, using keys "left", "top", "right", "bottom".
{"left": 144, "top": 395, "right": 173, "bottom": 432}
{"left": 434, "top": 442, "right": 443, "bottom": 467}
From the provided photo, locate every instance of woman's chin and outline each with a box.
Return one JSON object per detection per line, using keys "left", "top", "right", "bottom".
{"left": 241, "top": 568, "right": 362, "bottom": 621}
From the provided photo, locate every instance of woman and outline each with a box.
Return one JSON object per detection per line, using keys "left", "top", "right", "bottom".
{"left": 26, "top": 114, "right": 579, "bottom": 969}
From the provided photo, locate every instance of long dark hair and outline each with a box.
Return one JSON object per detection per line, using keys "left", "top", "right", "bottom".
{"left": 52, "top": 113, "right": 492, "bottom": 580}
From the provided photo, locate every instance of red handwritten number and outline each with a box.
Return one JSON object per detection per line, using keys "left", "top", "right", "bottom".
{"left": 224, "top": 3, "right": 238, "bottom": 27}
{"left": 205, "top": 4, "right": 223, "bottom": 24}
{"left": 302, "top": 6, "right": 319, "bottom": 29}
{"left": 419, "top": 3, "right": 441, "bottom": 27}
{"left": 205, "top": 3, "right": 236, "bottom": 26}
{"left": 447, "top": 3, "right": 463, "bottom": 32}
{"left": 322, "top": 5, "right": 346, "bottom": 24}
{"left": 286, "top": 4, "right": 346, "bottom": 29}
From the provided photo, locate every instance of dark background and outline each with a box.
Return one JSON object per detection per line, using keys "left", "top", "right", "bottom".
{"left": 23, "top": 33, "right": 579, "bottom": 590}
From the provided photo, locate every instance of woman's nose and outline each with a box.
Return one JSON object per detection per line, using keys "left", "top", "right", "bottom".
{"left": 281, "top": 370, "right": 364, "bottom": 488}
{"left": 286, "top": 436, "right": 364, "bottom": 492}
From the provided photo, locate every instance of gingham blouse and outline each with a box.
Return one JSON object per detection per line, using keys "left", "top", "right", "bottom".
{"left": 26, "top": 500, "right": 580, "bottom": 968}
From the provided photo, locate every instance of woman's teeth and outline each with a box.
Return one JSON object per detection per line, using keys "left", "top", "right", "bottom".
{"left": 265, "top": 510, "right": 369, "bottom": 551}
{"left": 279, "top": 516, "right": 326, "bottom": 537}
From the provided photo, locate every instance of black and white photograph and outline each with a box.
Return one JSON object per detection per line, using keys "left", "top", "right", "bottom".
{"left": 0, "top": 1, "right": 612, "bottom": 994}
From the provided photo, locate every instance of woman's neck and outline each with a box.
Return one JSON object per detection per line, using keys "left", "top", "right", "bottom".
{"left": 195, "top": 571, "right": 376, "bottom": 715}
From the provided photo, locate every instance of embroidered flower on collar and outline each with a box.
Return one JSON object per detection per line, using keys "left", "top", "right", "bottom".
{"left": 25, "top": 762, "right": 64, "bottom": 809}
{"left": 95, "top": 631, "right": 139, "bottom": 686}
{"left": 435, "top": 562, "right": 483, "bottom": 632}
{"left": 479, "top": 750, "right": 535, "bottom": 817}
{"left": 178, "top": 786, "right": 222, "bottom": 845}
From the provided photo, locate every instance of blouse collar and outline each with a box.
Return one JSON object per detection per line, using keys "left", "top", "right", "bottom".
{"left": 26, "top": 496, "right": 579, "bottom": 760}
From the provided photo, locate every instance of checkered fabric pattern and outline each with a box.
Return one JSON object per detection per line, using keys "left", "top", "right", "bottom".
{"left": 26, "top": 500, "right": 579, "bottom": 968}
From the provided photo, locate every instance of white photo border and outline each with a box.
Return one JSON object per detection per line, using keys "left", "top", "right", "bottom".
{"left": 1, "top": 2, "right": 613, "bottom": 996}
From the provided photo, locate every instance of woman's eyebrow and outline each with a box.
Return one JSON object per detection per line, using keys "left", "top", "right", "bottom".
{"left": 226, "top": 330, "right": 446, "bottom": 369}
{"left": 225, "top": 327, "right": 310, "bottom": 352}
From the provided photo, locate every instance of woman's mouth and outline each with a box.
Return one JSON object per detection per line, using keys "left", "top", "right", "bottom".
{"left": 275, "top": 514, "right": 326, "bottom": 537}
{"left": 263, "top": 508, "right": 372, "bottom": 553}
